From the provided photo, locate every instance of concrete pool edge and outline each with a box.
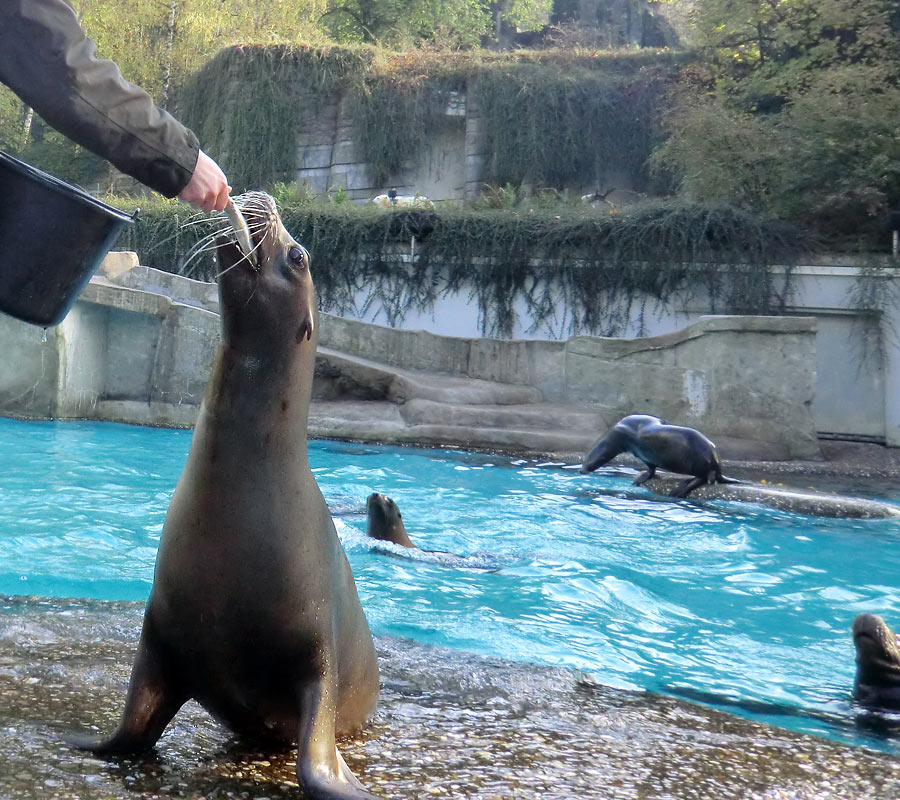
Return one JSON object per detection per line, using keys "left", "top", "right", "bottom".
{"left": 3, "top": 594, "right": 900, "bottom": 800}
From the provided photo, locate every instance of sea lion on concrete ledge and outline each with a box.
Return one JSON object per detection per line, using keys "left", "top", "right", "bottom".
{"left": 69, "top": 193, "right": 381, "bottom": 800}
{"left": 853, "top": 613, "right": 900, "bottom": 711}
{"left": 581, "top": 414, "right": 738, "bottom": 498}
{"left": 367, "top": 492, "right": 416, "bottom": 548}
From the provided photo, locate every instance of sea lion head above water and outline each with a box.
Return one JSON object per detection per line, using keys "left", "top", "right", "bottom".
{"left": 216, "top": 191, "right": 315, "bottom": 350}
{"left": 366, "top": 492, "right": 416, "bottom": 549}
{"left": 853, "top": 613, "right": 900, "bottom": 711}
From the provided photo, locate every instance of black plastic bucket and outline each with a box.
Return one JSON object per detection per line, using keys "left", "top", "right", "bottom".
{"left": 0, "top": 151, "right": 135, "bottom": 326}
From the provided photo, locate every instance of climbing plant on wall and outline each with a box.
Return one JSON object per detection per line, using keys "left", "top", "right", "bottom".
{"left": 176, "top": 46, "right": 685, "bottom": 194}
{"left": 178, "top": 45, "right": 373, "bottom": 191}
{"left": 469, "top": 54, "right": 675, "bottom": 190}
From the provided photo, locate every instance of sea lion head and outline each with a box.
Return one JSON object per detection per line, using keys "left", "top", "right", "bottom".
{"left": 852, "top": 613, "right": 900, "bottom": 710}
{"left": 215, "top": 192, "right": 315, "bottom": 350}
{"left": 580, "top": 414, "right": 665, "bottom": 474}
{"left": 366, "top": 493, "right": 402, "bottom": 541}
{"left": 366, "top": 493, "right": 416, "bottom": 548}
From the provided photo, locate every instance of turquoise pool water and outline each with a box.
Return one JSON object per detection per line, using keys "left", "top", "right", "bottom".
{"left": 2, "top": 417, "right": 900, "bottom": 751}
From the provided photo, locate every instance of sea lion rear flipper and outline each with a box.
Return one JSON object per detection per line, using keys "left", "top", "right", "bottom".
{"left": 297, "top": 680, "right": 382, "bottom": 799}
{"left": 632, "top": 465, "right": 656, "bottom": 486}
{"left": 67, "top": 632, "right": 186, "bottom": 754}
{"left": 671, "top": 476, "right": 706, "bottom": 498}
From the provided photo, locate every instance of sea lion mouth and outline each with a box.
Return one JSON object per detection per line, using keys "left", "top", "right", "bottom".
{"left": 226, "top": 191, "right": 282, "bottom": 272}
{"left": 224, "top": 199, "right": 257, "bottom": 268}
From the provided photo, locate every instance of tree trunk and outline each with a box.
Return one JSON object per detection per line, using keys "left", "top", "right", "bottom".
{"left": 21, "top": 105, "right": 34, "bottom": 149}
{"left": 161, "top": 0, "right": 178, "bottom": 110}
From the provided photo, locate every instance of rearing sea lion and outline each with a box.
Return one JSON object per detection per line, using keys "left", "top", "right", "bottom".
{"left": 581, "top": 414, "right": 738, "bottom": 498}
{"left": 69, "top": 193, "right": 382, "bottom": 799}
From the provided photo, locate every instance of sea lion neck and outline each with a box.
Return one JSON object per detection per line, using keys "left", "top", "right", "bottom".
{"left": 201, "top": 336, "right": 316, "bottom": 445}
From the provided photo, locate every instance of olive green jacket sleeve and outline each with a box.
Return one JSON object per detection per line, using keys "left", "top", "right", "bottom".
{"left": 0, "top": 0, "right": 199, "bottom": 197}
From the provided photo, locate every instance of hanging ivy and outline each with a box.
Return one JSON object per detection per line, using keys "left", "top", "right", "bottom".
{"left": 110, "top": 197, "right": 808, "bottom": 338}
{"left": 469, "top": 57, "right": 673, "bottom": 191}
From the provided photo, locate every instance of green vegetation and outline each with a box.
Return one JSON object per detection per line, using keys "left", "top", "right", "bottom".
{"left": 177, "top": 46, "right": 683, "bottom": 193}
{"left": 1, "top": 0, "right": 897, "bottom": 320}
{"left": 110, "top": 196, "right": 806, "bottom": 337}
{"left": 179, "top": 45, "right": 373, "bottom": 190}
{"left": 653, "top": 0, "right": 900, "bottom": 247}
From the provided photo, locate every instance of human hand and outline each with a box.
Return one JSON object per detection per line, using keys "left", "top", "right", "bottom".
{"left": 178, "top": 150, "right": 230, "bottom": 212}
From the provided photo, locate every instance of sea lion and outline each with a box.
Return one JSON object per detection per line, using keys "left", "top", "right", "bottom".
{"left": 581, "top": 414, "right": 737, "bottom": 498}
{"left": 366, "top": 492, "right": 416, "bottom": 549}
{"left": 853, "top": 613, "right": 900, "bottom": 711}
{"left": 69, "top": 192, "right": 381, "bottom": 800}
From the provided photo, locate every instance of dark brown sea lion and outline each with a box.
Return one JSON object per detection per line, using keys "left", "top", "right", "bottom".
{"left": 581, "top": 414, "right": 738, "bottom": 498}
{"left": 853, "top": 613, "right": 900, "bottom": 711}
{"left": 69, "top": 192, "right": 381, "bottom": 799}
{"left": 366, "top": 493, "right": 416, "bottom": 549}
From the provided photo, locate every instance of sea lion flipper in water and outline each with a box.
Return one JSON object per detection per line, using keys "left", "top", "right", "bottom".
{"left": 69, "top": 193, "right": 381, "bottom": 799}
{"left": 632, "top": 464, "right": 656, "bottom": 487}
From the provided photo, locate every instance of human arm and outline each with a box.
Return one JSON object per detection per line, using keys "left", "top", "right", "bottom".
{"left": 0, "top": 0, "right": 227, "bottom": 207}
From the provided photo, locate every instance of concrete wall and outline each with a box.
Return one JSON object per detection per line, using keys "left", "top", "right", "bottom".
{"left": 296, "top": 91, "right": 472, "bottom": 203}
{"left": 0, "top": 273, "right": 218, "bottom": 429}
{"left": 294, "top": 89, "right": 639, "bottom": 205}
{"left": 0, "top": 256, "right": 821, "bottom": 459}
{"left": 337, "top": 262, "right": 900, "bottom": 446}
{"left": 319, "top": 312, "right": 819, "bottom": 459}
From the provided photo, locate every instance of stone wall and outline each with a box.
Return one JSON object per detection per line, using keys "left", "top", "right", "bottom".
{"left": 296, "top": 91, "right": 477, "bottom": 203}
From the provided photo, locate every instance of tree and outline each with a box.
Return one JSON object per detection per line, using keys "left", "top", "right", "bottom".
{"left": 320, "top": 0, "right": 492, "bottom": 45}
{"left": 690, "top": 0, "right": 900, "bottom": 108}
{"left": 652, "top": 0, "right": 900, "bottom": 240}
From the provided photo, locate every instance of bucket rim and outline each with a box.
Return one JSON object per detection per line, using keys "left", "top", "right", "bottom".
{"left": 0, "top": 150, "right": 135, "bottom": 225}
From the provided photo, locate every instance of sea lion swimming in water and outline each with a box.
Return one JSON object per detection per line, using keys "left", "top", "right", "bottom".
{"left": 366, "top": 493, "right": 416, "bottom": 549}
{"left": 853, "top": 613, "right": 900, "bottom": 711}
{"left": 366, "top": 492, "right": 474, "bottom": 569}
{"left": 69, "top": 193, "right": 381, "bottom": 799}
{"left": 581, "top": 414, "right": 738, "bottom": 498}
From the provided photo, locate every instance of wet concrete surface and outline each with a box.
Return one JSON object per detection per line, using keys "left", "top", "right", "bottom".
{"left": 3, "top": 596, "right": 900, "bottom": 799}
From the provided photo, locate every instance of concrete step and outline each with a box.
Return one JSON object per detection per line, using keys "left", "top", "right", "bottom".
{"left": 307, "top": 400, "right": 599, "bottom": 457}
{"left": 399, "top": 398, "right": 606, "bottom": 435}
{"left": 315, "top": 348, "right": 542, "bottom": 406}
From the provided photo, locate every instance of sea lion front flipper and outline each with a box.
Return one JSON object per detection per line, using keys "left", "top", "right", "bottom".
{"left": 68, "top": 628, "right": 186, "bottom": 754}
{"left": 632, "top": 465, "right": 656, "bottom": 486}
{"left": 297, "top": 680, "right": 381, "bottom": 800}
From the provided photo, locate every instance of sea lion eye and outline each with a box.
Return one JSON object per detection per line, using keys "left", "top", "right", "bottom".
{"left": 289, "top": 245, "right": 307, "bottom": 267}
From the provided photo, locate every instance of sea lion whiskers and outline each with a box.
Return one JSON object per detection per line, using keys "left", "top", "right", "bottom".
{"left": 173, "top": 217, "right": 243, "bottom": 279}
{"left": 180, "top": 219, "right": 271, "bottom": 279}
{"left": 174, "top": 203, "right": 273, "bottom": 278}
